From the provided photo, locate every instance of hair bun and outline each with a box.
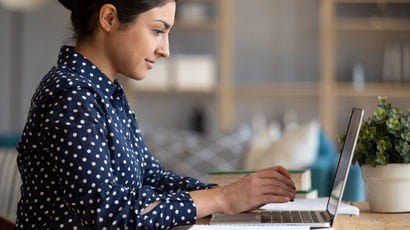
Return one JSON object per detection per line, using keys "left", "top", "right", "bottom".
{"left": 58, "top": 0, "right": 74, "bottom": 10}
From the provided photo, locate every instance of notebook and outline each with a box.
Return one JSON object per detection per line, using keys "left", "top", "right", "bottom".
{"left": 260, "top": 197, "right": 359, "bottom": 215}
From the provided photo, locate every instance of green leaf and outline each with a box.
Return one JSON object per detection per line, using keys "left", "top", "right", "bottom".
{"left": 375, "top": 151, "right": 387, "bottom": 165}
{"left": 368, "top": 126, "right": 376, "bottom": 140}
{"left": 401, "top": 132, "right": 410, "bottom": 142}
{"left": 377, "top": 140, "right": 385, "bottom": 152}
{"left": 372, "top": 107, "right": 386, "bottom": 121}
{"left": 404, "top": 117, "right": 410, "bottom": 129}
{"left": 395, "top": 140, "right": 410, "bottom": 163}
{"left": 386, "top": 118, "right": 401, "bottom": 131}
{"left": 391, "top": 107, "right": 404, "bottom": 118}
{"left": 377, "top": 96, "right": 387, "bottom": 104}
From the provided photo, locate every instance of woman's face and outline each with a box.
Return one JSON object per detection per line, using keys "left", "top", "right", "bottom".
{"left": 106, "top": 1, "right": 175, "bottom": 80}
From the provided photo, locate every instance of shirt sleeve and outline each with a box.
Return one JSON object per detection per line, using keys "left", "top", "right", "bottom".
{"left": 136, "top": 132, "right": 217, "bottom": 193}
{"left": 41, "top": 86, "right": 199, "bottom": 229}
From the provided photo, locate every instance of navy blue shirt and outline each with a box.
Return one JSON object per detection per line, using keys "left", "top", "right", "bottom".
{"left": 16, "top": 46, "right": 215, "bottom": 229}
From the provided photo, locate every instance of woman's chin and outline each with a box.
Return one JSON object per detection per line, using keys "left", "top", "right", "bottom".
{"left": 127, "top": 73, "right": 147, "bottom": 81}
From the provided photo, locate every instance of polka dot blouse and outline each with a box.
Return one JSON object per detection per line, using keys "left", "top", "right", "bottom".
{"left": 15, "top": 45, "right": 216, "bottom": 229}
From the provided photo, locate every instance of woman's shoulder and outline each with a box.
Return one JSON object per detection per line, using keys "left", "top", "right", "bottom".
{"left": 30, "top": 65, "right": 104, "bottom": 112}
{"left": 41, "top": 65, "right": 97, "bottom": 93}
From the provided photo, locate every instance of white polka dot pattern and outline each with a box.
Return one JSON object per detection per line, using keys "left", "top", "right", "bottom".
{"left": 15, "top": 46, "right": 216, "bottom": 229}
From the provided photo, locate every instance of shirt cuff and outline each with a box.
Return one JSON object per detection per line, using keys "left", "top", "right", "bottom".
{"left": 141, "top": 191, "right": 198, "bottom": 228}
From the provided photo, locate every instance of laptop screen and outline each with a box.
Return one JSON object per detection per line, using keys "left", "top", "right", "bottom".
{"left": 326, "top": 108, "right": 363, "bottom": 217}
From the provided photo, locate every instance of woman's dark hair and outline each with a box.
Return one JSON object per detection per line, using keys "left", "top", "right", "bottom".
{"left": 58, "top": 0, "right": 175, "bottom": 42}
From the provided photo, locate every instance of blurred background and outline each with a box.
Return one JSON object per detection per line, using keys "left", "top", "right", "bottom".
{"left": 1, "top": 0, "right": 410, "bottom": 213}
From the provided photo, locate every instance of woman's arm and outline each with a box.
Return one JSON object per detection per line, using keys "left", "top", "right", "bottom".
{"left": 141, "top": 166, "right": 295, "bottom": 219}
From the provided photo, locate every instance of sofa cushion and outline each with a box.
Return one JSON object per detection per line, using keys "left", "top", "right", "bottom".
{"left": 143, "top": 127, "right": 252, "bottom": 182}
{"left": 0, "top": 134, "right": 20, "bottom": 148}
{"left": 243, "top": 120, "right": 320, "bottom": 170}
{"left": 0, "top": 148, "right": 21, "bottom": 222}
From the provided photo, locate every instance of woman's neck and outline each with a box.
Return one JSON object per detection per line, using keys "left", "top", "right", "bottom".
{"left": 74, "top": 38, "right": 117, "bottom": 81}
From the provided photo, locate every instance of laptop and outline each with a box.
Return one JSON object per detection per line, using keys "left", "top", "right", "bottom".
{"left": 210, "top": 108, "right": 364, "bottom": 228}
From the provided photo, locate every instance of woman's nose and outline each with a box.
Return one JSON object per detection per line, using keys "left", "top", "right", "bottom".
{"left": 156, "top": 40, "right": 170, "bottom": 59}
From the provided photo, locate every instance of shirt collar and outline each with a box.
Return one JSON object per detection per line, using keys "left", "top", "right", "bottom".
{"left": 57, "top": 45, "right": 122, "bottom": 98}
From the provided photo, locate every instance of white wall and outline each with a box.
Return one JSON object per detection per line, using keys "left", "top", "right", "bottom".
{"left": 0, "top": 1, "right": 70, "bottom": 132}
{"left": 234, "top": 0, "right": 319, "bottom": 83}
{"left": 0, "top": 8, "right": 12, "bottom": 132}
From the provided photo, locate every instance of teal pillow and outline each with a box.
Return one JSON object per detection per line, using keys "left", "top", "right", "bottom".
{"left": 0, "top": 133, "right": 20, "bottom": 148}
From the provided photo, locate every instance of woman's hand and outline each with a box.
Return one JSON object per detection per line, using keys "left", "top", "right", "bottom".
{"left": 216, "top": 166, "right": 296, "bottom": 215}
{"left": 189, "top": 166, "right": 296, "bottom": 219}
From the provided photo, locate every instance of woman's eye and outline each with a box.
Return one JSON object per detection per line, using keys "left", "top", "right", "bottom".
{"left": 153, "top": 29, "right": 164, "bottom": 35}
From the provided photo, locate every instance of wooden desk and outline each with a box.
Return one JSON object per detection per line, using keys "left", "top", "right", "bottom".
{"left": 334, "top": 202, "right": 410, "bottom": 230}
{"left": 178, "top": 202, "right": 410, "bottom": 229}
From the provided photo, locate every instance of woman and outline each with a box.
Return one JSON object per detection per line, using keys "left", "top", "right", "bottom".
{"left": 15, "top": 0, "right": 296, "bottom": 229}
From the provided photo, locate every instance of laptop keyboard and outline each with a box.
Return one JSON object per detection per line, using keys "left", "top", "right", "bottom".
{"left": 260, "top": 210, "right": 330, "bottom": 223}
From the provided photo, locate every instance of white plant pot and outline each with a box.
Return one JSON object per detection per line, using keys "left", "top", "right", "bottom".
{"left": 361, "top": 163, "right": 410, "bottom": 212}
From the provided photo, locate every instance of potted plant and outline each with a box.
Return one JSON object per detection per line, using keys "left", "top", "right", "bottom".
{"left": 339, "top": 96, "right": 410, "bottom": 212}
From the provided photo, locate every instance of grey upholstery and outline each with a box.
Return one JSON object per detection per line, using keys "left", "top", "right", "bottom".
{"left": 0, "top": 148, "right": 21, "bottom": 222}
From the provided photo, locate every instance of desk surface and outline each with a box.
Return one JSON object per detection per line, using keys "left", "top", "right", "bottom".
{"left": 334, "top": 202, "right": 410, "bottom": 230}
{"left": 180, "top": 202, "right": 410, "bottom": 230}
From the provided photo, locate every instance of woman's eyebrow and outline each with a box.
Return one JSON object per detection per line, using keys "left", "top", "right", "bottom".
{"left": 153, "top": 19, "right": 171, "bottom": 29}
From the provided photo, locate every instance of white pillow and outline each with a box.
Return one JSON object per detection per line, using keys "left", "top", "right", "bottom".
{"left": 243, "top": 120, "right": 319, "bottom": 170}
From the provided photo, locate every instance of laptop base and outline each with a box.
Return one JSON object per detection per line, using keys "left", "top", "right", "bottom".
{"left": 210, "top": 212, "right": 331, "bottom": 228}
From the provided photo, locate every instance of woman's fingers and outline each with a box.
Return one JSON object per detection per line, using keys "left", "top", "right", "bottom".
{"left": 221, "top": 169, "right": 298, "bottom": 214}
{"left": 221, "top": 166, "right": 298, "bottom": 214}
{"left": 257, "top": 170, "right": 296, "bottom": 190}
{"left": 258, "top": 166, "right": 291, "bottom": 179}
{"left": 257, "top": 177, "right": 293, "bottom": 188}
{"left": 259, "top": 185, "right": 296, "bottom": 199}
{"left": 257, "top": 178, "right": 295, "bottom": 195}
{"left": 275, "top": 166, "right": 292, "bottom": 179}
{"left": 272, "top": 170, "right": 296, "bottom": 190}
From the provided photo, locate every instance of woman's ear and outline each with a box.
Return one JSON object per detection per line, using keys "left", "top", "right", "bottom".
{"left": 98, "top": 4, "right": 120, "bottom": 32}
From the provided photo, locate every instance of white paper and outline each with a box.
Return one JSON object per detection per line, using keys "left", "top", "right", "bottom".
{"left": 260, "top": 198, "right": 359, "bottom": 215}
{"left": 189, "top": 225, "right": 309, "bottom": 230}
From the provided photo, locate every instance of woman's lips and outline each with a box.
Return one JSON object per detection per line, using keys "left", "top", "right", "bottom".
{"left": 145, "top": 59, "right": 155, "bottom": 70}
